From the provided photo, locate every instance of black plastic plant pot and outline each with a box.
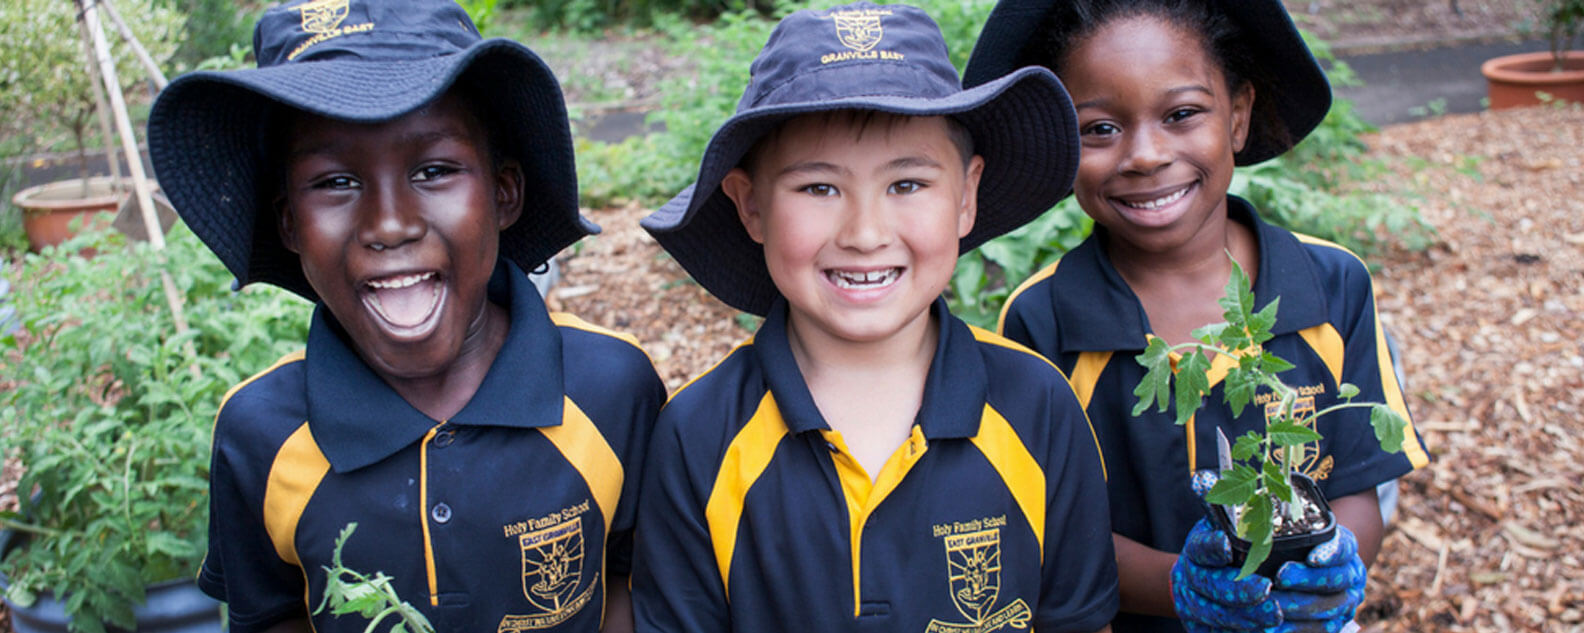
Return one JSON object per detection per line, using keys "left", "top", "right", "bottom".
{"left": 1208, "top": 472, "right": 1336, "bottom": 579}
{"left": 0, "top": 528, "right": 223, "bottom": 633}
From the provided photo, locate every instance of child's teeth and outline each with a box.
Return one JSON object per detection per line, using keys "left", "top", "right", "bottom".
{"left": 831, "top": 269, "right": 898, "bottom": 289}
{"left": 1126, "top": 187, "right": 1189, "bottom": 210}
{"left": 368, "top": 273, "right": 434, "bottom": 289}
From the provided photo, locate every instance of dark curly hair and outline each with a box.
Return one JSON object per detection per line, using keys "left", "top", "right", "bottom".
{"left": 1021, "top": 0, "right": 1292, "bottom": 155}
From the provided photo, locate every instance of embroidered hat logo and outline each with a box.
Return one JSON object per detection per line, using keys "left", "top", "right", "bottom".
{"left": 833, "top": 10, "right": 885, "bottom": 52}
{"left": 298, "top": 0, "right": 348, "bottom": 34}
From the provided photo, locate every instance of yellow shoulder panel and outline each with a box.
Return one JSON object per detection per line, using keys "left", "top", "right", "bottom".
{"left": 970, "top": 406, "right": 1046, "bottom": 557}
{"left": 262, "top": 422, "right": 330, "bottom": 567}
{"left": 538, "top": 397, "right": 624, "bottom": 535}
{"left": 703, "top": 392, "right": 788, "bottom": 597}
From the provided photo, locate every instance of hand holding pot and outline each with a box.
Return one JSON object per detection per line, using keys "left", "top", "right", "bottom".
{"left": 1172, "top": 518, "right": 1283, "bottom": 631}
{"left": 1268, "top": 525, "right": 1365, "bottom": 633}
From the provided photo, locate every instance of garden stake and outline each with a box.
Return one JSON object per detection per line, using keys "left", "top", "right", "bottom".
{"left": 96, "top": 0, "right": 169, "bottom": 90}
{"left": 72, "top": 6, "right": 124, "bottom": 193}
{"left": 78, "top": 0, "right": 199, "bottom": 381}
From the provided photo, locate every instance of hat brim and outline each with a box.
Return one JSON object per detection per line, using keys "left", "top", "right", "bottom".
{"left": 962, "top": 0, "right": 1330, "bottom": 166}
{"left": 641, "top": 66, "right": 1077, "bottom": 316}
{"left": 148, "top": 38, "right": 596, "bottom": 301}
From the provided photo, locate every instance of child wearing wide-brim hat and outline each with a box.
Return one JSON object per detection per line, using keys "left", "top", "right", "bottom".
{"left": 633, "top": 3, "right": 1118, "bottom": 631}
{"left": 149, "top": 1, "right": 663, "bottom": 630}
{"left": 966, "top": 1, "right": 1429, "bottom": 632}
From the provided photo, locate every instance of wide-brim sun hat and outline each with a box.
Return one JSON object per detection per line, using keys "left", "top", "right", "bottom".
{"left": 962, "top": 0, "right": 1330, "bottom": 166}
{"left": 148, "top": 0, "right": 596, "bottom": 301}
{"left": 640, "top": 2, "right": 1080, "bottom": 316}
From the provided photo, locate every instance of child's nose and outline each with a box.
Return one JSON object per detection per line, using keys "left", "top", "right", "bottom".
{"left": 358, "top": 183, "right": 426, "bottom": 250}
{"left": 1120, "top": 126, "right": 1172, "bottom": 176}
{"left": 835, "top": 196, "right": 893, "bottom": 251}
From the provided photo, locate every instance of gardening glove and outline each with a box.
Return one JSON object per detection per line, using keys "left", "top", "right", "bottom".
{"left": 1172, "top": 471, "right": 1283, "bottom": 632}
{"left": 1267, "top": 525, "right": 1366, "bottom": 633}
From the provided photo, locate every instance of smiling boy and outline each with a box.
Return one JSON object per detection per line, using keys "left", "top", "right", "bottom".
{"left": 147, "top": 2, "right": 663, "bottom": 631}
{"left": 632, "top": 4, "right": 1118, "bottom": 632}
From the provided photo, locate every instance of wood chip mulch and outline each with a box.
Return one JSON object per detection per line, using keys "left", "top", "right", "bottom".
{"left": 555, "top": 105, "right": 1584, "bottom": 633}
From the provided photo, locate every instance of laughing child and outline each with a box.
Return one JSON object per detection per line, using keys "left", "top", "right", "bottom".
{"left": 148, "top": 1, "right": 663, "bottom": 630}
{"left": 631, "top": 3, "right": 1118, "bottom": 632}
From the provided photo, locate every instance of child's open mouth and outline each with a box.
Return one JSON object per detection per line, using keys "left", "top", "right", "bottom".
{"left": 1119, "top": 184, "right": 1190, "bottom": 210}
{"left": 363, "top": 272, "right": 443, "bottom": 331}
{"left": 1111, "top": 182, "right": 1196, "bottom": 227}
{"left": 825, "top": 267, "right": 901, "bottom": 290}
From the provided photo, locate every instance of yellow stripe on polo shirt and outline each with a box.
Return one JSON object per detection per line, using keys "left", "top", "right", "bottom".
{"left": 704, "top": 392, "right": 788, "bottom": 597}
{"left": 969, "top": 406, "right": 1046, "bottom": 557}
{"left": 262, "top": 422, "right": 330, "bottom": 567}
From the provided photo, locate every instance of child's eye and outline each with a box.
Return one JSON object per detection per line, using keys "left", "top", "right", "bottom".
{"left": 412, "top": 165, "right": 459, "bottom": 182}
{"left": 1166, "top": 108, "right": 1201, "bottom": 123}
{"left": 313, "top": 175, "right": 359, "bottom": 190}
{"left": 1082, "top": 122, "right": 1119, "bottom": 137}
{"left": 798, "top": 183, "right": 838, "bottom": 197}
{"left": 888, "top": 180, "right": 925, "bottom": 195}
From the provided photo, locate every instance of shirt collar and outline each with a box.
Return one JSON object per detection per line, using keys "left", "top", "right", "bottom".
{"left": 306, "top": 259, "right": 565, "bottom": 473}
{"left": 1053, "top": 196, "right": 1330, "bottom": 353}
{"left": 755, "top": 297, "right": 987, "bottom": 440}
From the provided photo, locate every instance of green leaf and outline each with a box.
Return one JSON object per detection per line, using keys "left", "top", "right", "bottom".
{"left": 1259, "top": 352, "right": 1296, "bottom": 374}
{"left": 1206, "top": 464, "right": 1260, "bottom": 506}
{"left": 1219, "top": 258, "right": 1257, "bottom": 328}
{"left": 1249, "top": 297, "right": 1280, "bottom": 344}
{"left": 1237, "top": 494, "right": 1274, "bottom": 580}
{"left": 1173, "top": 350, "right": 1213, "bottom": 426}
{"left": 1263, "top": 460, "right": 1294, "bottom": 506}
{"left": 1371, "top": 405, "right": 1408, "bottom": 454}
{"left": 1232, "top": 431, "right": 1263, "bottom": 461}
{"left": 1267, "top": 420, "right": 1323, "bottom": 447}
{"left": 1338, "top": 383, "right": 1360, "bottom": 400}
{"left": 1191, "top": 322, "right": 1230, "bottom": 346}
{"left": 1132, "top": 337, "right": 1174, "bottom": 416}
{"left": 1222, "top": 367, "right": 1261, "bottom": 417}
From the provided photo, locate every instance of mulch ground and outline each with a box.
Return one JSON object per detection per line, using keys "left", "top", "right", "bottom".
{"left": 551, "top": 105, "right": 1584, "bottom": 632}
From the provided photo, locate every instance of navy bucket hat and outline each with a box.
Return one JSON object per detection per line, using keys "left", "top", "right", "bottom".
{"left": 962, "top": 0, "right": 1330, "bottom": 166}
{"left": 640, "top": 2, "right": 1079, "bottom": 316}
{"left": 148, "top": 0, "right": 596, "bottom": 301}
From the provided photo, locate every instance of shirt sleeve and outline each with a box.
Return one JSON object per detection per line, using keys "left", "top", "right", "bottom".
{"left": 1318, "top": 261, "right": 1430, "bottom": 499}
{"left": 631, "top": 405, "right": 732, "bottom": 633}
{"left": 200, "top": 398, "right": 311, "bottom": 632}
{"left": 1036, "top": 380, "right": 1121, "bottom": 632}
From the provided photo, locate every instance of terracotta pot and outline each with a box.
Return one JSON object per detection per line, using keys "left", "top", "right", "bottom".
{"left": 1481, "top": 50, "right": 1584, "bottom": 110}
{"left": 10, "top": 177, "right": 124, "bottom": 252}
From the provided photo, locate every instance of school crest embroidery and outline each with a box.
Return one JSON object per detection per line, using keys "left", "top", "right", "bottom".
{"left": 833, "top": 12, "right": 883, "bottom": 53}
{"left": 497, "top": 515, "right": 599, "bottom": 632}
{"left": 1265, "top": 392, "right": 1334, "bottom": 480}
{"left": 926, "top": 528, "right": 1032, "bottom": 633}
{"left": 297, "top": 0, "right": 348, "bottom": 34}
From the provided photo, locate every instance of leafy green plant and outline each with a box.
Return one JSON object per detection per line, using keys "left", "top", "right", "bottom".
{"left": 315, "top": 524, "right": 436, "bottom": 633}
{"left": 949, "top": 199, "right": 1090, "bottom": 329}
{"left": 1131, "top": 258, "right": 1408, "bottom": 579}
{"left": 1540, "top": 0, "right": 1584, "bottom": 70}
{"left": 0, "top": 225, "right": 310, "bottom": 632}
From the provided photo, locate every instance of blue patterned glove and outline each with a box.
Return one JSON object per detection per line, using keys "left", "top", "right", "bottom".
{"left": 1268, "top": 525, "right": 1365, "bottom": 633}
{"left": 1172, "top": 518, "right": 1283, "bottom": 631}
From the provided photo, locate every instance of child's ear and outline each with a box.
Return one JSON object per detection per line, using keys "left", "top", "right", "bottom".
{"left": 276, "top": 194, "right": 301, "bottom": 254}
{"left": 1229, "top": 82, "right": 1255, "bottom": 154}
{"left": 494, "top": 159, "right": 525, "bottom": 230}
{"left": 720, "top": 168, "right": 766, "bottom": 244}
{"left": 957, "top": 156, "right": 985, "bottom": 239}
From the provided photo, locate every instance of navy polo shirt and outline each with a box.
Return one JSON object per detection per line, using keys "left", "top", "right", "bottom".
{"left": 200, "top": 260, "right": 665, "bottom": 633}
{"left": 999, "top": 197, "right": 1429, "bottom": 633}
{"left": 632, "top": 298, "right": 1119, "bottom": 633}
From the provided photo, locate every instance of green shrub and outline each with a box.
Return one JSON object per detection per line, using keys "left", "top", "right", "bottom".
{"left": 0, "top": 225, "right": 310, "bottom": 632}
